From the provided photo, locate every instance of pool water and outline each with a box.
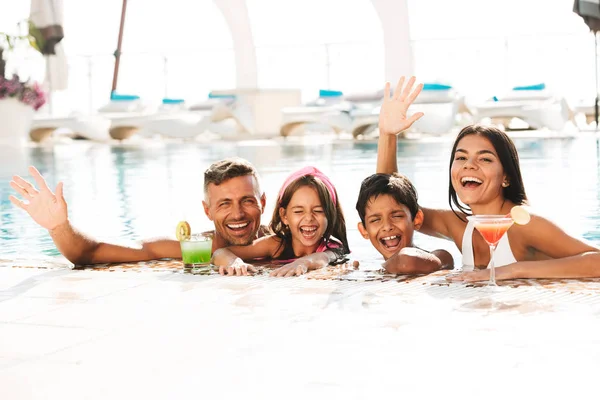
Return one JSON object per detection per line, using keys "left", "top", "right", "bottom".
{"left": 1, "top": 135, "right": 599, "bottom": 267}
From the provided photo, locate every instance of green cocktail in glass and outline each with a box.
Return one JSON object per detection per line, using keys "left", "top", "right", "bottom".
{"left": 180, "top": 233, "right": 213, "bottom": 274}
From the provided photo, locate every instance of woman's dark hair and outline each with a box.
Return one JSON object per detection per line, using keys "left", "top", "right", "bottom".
{"left": 449, "top": 124, "right": 528, "bottom": 219}
{"left": 269, "top": 175, "right": 350, "bottom": 254}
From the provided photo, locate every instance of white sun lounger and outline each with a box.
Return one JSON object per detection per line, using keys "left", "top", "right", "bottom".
{"left": 574, "top": 102, "right": 597, "bottom": 126}
{"left": 473, "top": 84, "right": 571, "bottom": 131}
{"left": 280, "top": 90, "right": 353, "bottom": 136}
{"left": 29, "top": 114, "right": 112, "bottom": 142}
{"left": 139, "top": 94, "right": 253, "bottom": 139}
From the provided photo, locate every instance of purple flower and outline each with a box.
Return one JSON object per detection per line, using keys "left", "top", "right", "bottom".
{"left": 0, "top": 74, "right": 46, "bottom": 110}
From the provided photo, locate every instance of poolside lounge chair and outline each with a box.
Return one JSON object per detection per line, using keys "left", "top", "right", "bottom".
{"left": 137, "top": 93, "right": 253, "bottom": 139}
{"left": 472, "top": 84, "right": 571, "bottom": 131}
{"left": 573, "top": 101, "right": 597, "bottom": 127}
{"left": 29, "top": 114, "right": 112, "bottom": 142}
{"left": 279, "top": 90, "right": 353, "bottom": 136}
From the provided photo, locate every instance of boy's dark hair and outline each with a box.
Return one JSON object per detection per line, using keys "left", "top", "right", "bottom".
{"left": 356, "top": 173, "right": 419, "bottom": 224}
{"left": 270, "top": 175, "right": 350, "bottom": 254}
{"left": 203, "top": 157, "right": 261, "bottom": 200}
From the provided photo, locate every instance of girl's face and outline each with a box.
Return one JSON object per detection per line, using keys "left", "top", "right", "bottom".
{"left": 280, "top": 186, "right": 328, "bottom": 250}
{"left": 451, "top": 134, "right": 507, "bottom": 208}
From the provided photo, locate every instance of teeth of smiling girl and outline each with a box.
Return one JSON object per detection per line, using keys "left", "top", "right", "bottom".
{"left": 227, "top": 222, "right": 249, "bottom": 229}
{"left": 300, "top": 226, "right": 318, "bottom": 238}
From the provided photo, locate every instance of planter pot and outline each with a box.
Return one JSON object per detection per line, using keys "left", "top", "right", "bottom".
{"left": 0, "top": 98, "right": 35, "bottom": 146}
{"left": 0, "top": 98, "right": 35, "bottom": 178}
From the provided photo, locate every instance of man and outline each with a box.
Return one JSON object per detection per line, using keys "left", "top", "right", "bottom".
{"left": 9, "top": 157, "right": 269, "bottom": 275}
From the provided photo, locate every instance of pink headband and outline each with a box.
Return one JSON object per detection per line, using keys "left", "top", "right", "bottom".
{"left": 278, "top": 166, "right": 337, "bottom": 205}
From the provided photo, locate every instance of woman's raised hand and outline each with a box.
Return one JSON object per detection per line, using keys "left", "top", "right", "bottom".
{"left": 378, "top": 76, "right": 424, "bottom": 136}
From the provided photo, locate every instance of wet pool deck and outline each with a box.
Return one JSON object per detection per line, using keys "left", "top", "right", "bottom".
{"left": 1, "top": 259, "right": 600, "bottom": 399}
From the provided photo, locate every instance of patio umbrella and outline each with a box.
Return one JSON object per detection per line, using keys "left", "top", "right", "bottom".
{"left": 29, "top": 0, "right": 68, "bottom": 114}
{"left": 574, "top": 0, "right": 600, "bottom": 125}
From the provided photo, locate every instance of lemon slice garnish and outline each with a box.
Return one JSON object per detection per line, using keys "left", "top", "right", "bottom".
{"left": 510, "top": 205, "right": 530, "bottom": 225}
{"left": 176, "top": 221, "right": 191, "bottom": 241}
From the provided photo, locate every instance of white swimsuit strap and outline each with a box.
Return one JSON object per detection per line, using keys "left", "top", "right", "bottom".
{"left": 461, "top": 220, "right": 475, "bottom": 269}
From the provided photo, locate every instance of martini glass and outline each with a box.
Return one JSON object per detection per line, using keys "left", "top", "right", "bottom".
{"left": 466, "top": 215, "right": 514, "bottom": 287}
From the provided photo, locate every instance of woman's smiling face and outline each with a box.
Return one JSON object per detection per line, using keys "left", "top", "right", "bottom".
{"left": 451, "top": 134, "right": 508, "bottom": 208}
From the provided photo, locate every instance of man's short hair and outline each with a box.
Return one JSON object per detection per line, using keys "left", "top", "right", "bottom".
{"left": 203, "top": 157, "right": 262, "bottom": 202}
{"left": 356, "top": 173, "right": 419, "bottom": 224}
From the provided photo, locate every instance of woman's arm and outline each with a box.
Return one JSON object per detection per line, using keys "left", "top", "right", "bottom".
{"left": 451, "top": 215, "right": 600, "bottom": 281}
{"left": 376, "top": 77, "right": 423, "bottom": 174}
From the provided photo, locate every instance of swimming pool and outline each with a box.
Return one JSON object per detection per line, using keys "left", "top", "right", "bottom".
{"left": 1, "top": 135, "right": 599, "bottom": 266}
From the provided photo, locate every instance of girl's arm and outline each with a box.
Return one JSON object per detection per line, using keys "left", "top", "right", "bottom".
{"left": 211, "top": 235, "right": 281, "bottom": 275}
{"left": 452, "top": 215, "right": 600, "bottom": 281}
{"left": 269, "top": 250, "right": 342, "bottom": 277}
{"left": 383, "top": 247, "right": 454, "bottom": 275}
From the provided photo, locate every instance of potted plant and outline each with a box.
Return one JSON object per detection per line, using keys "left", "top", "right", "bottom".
{"left": 0, "top": 22, "right": 46, "bottom": 146}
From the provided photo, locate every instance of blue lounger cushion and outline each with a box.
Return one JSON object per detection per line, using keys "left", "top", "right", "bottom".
{"left": 162, "top": 98, "right": 185, "bottom": 105}
{"left": 512, "top": 83, "right": 546, "bottom": 91}
{"left": 110, "top": 92, "right": 140, "bottom": 101}
{"left": 319, "top": 89, "right": 343, "bottom": 98}
{"left": 208, "top": 92, "right": 236, "bottom": 100}
{"left": 422, "top": 83, "right": 453, "bottom": 91}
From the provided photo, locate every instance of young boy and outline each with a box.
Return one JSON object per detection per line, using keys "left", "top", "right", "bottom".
{"left": 356, "top": 173, "right": 454, "bottom": 274}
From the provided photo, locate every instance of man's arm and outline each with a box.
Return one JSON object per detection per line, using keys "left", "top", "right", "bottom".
{"left": 50, "top": 222, "right": 180, "bottom": 265}
{"left": 9, "top": 166, "right": 181, "bottom": 265}
{"left": 382, "top": 247, "right": 453, "bottom": 275}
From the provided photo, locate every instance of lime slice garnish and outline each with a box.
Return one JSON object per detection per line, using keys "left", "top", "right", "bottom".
{"left": 510, "top": 205, "right": 530, "bottom": 225}
{"left": 176, "top": 221, "right": 191, "bottom": 241}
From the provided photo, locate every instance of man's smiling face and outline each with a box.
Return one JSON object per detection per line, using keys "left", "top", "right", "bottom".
{"left": 203, "top": 175, "right": 265, "bottom": 246}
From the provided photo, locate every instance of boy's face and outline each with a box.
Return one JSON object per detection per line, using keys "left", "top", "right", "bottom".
{"left": 357, "top": 194, "right": 423, "bottom": 260}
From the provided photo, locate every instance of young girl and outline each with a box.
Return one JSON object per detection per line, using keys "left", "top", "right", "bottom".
{"left": 377, "top": 76, "right": 600, "bottom": 282}
{"left": 212, "top": 166, "right": 350, "bottom": 277}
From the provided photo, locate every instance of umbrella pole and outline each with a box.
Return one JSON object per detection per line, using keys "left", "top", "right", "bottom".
{"left": 111, "top": 0, "right": 128, "bottom": 98}
{"left": 594, "top": 32, "right": 600, "bottom": 130}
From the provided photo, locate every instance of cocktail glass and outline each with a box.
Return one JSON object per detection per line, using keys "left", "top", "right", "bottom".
{"left": 179, "top": 232, "right": 213, "bottom": 274}
{"left": 466, "top": 215, "right": 514, "bottom": 287}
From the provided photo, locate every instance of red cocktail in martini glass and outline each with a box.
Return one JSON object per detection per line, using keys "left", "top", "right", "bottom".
{"left": 466, "top": 215, "right": 514, "bottom": 286}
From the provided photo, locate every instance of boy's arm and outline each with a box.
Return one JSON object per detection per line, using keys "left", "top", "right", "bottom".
{"left": 382, "top": 247, "right": 453, "bottom": 275}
